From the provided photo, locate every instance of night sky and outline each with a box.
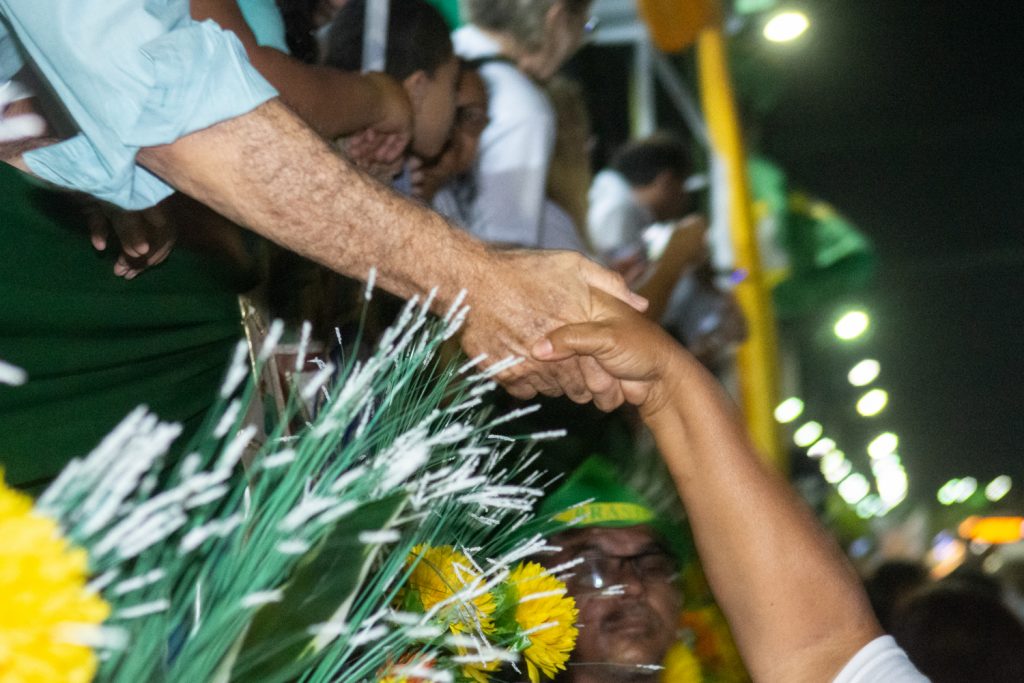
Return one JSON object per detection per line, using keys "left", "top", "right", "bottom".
{"left": 575, "top": 0, "right": 1023, "bottom": 508}
{"left": 758, "top": 0, "right": 1023, "bottom": 503}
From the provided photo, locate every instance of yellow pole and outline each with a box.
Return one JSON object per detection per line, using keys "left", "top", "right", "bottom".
{"left": 696, "top": 27, "right": 785, "bottom": 469}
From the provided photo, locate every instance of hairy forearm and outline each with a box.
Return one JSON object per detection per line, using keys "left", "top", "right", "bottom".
{"left": 138, "top": 98, "right": 489, "bottom": 308}
{"left": 643, "top": 358, "right": 880, "bottom": 682}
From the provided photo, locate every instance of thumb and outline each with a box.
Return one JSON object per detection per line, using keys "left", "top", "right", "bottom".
{"left": 581, "top": 262, "right": 648, "bottom": 313}
{"left": 532, "top": 321, "right": 613, "bottom": 362}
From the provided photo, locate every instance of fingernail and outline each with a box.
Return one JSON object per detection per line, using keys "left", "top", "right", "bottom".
{"left": 532, "top": 338, "right": 554, "bottom": 358}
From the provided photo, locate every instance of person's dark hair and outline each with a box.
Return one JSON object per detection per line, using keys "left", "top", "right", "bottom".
{"left": 609, "top": 133, "right": 692, "bottom": 187}
{"left": 324, "top": 0, "right": 454, "bottom": 80}
{"left": 891, "top": 584, "right": 1024, "bottom": 683}
{"left": 863, "top": 560, "right": 929, "bottom": 631}
{"left": 276, "top": 0, "right": 320, "bottom": 64}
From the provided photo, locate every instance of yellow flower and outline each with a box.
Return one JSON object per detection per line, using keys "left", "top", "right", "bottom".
{"left": 660, "top": 642, "right": 703, "bottom": 683}
{"left": 508, "top": 562, "right": 578, "bottom": 683}
{"left": 0, "top": 473, "right": 110, "bottom": 683}
{"left": 403, "top": 545, "right": 496, "bottom": 634}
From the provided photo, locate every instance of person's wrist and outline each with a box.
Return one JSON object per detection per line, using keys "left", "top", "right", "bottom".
{"left": 638, "top": 347, "right": 692, "bottom": 426}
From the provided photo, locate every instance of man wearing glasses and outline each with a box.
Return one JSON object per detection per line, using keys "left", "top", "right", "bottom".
{"left": 538, "top": 456, "right": 687, "bottom": 681}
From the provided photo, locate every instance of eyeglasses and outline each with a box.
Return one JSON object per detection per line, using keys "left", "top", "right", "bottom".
{"left": 565, "top": 550, "right": 679, "bottom": 594}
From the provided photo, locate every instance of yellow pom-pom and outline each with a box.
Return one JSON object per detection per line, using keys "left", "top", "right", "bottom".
{"left": 0, "top": 474, "right": 109, "bottom": 683}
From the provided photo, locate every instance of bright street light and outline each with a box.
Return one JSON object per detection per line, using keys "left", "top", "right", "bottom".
{"left": 763, "top": 10, "right": 810, "bottom": 42}
{"left": 807, "top": 438, "right": 836, "bottom": 458}
{"left": 856, "top": 388, "right": 889, "bottom": 417}
{"left": 867, "top": 432, "right": 899, "bottom": 459}
{"left": 848, "top": 359, "right": 880, "bottom": 386}
{"left": 793, "top": 420, "right": 823, "bottom": 447}
{"left": 834, "top": 310, "right": 870, "bottom": 340}
{"left": 838, "top": 473, "right": 871, "bottom": 504}
{"left": 986, "top": 476, "right": 1013, "bottom": 502}
{"left": 774, "top": 397, "right": 805, "bottom": 424}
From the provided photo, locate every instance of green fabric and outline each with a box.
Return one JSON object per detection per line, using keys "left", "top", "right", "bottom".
{"left": 747, "top": 156, "right": 876, "bottom": 318}
{"left": 0, "top": 164, "right": 249, "bottom": 489}
{"left": 426, "top": 0, "right": 463, "bottom": 29}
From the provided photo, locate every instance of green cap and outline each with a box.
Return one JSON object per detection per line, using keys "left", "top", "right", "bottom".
{"left": 534, "top": 456, "right": 691, "bottom": 563}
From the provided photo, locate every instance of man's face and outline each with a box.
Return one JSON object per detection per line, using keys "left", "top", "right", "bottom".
{"left": 547, "top": 526, "right": 682, "bottom": 680}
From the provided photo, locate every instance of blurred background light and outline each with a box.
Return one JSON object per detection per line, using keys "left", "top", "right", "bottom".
{"left": 867, "top": 432, "right": 899, "bottom": 459}
{"left": 763, "top": 10, "right": 810, "bottom": 42}
{"left": 954, "top": 477, "right": 978, "bottom": 503}
{"left": 985, "top": 475, "right": 1012, "bottom": 502}
{"left": 856, "top": 495, "right": 885, "bottom": 519}
{"left": 823, "top": 458, "right": 853, "bottom": 484}
{"left": 838, "top": 473, "right": 871, "bottom": 504}
{"left": 793, "top": 420, "right": 823, "bottom": 447}
{"left": 938, "top": 479, "right": 960, "bottom": 505}
{"left": 774, "top": 396, "right": 805, "bottom": 423}
{"left": 848, "top": 359, "right": 881, "bottom": 387}
{"left": 834, "top": 310, "right": 870, "bottom": 340}
{"left": 856, "top": 388, "right": 889, "bottom": 417}
{"left": 807, "top": 438, "right": 836, "bottom": 458}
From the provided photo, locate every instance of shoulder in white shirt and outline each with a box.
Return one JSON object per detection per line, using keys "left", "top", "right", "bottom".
{"left": 452, "top": 25, "right": 555, "bottom": 247}
{"left": 832, "top": 636, "right": 930, "bottom": 683}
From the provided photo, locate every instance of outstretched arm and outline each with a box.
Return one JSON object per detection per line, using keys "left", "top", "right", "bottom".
{"left": 534, "top": 293, "right": 881, "bottom": 683}
{"left": 138, "top": 99, "right": 646, "bottom": 405}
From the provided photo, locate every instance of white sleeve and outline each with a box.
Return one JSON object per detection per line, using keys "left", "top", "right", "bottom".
{"left": 832, "top": 636, "right": 930, "bottom": 683}
{"left": 468, "top": 65, "right": 554, "bottom": 247}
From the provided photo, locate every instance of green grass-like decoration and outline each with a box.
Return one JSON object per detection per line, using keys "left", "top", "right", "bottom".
{"left": 33, "top": 284, "right": 565, "bottom": 683}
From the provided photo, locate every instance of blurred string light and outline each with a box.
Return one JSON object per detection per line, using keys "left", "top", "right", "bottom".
{"left": 763, "top": 10, "right": 810, "bottom": 42}
{"left": 807, "top": 438, "right": 836, "bottom": 458}
{"left": 938, "top": 477, "right": 979, "bottom": 505}
{"left": 955, "top": 477, "right": 978, "bottom": 502}
{"left": 856, "top": 495, "right": 885, "bottom": 520}
{"left": 793, "top": 421, "right": 823, "bottom": 447}
{"left": 848, "top": 359, "right": 881, "bottom": 386}
{"left": 938, "top": 479, "right": 959, "bottom": 505}
{"left": 821, "top": 455, "right": 852, "bottom": 484}
{"left": 838, "top": 473, "right": 871, "bottom": 504}
{"left": 856, "top": 388, "right": 889, "bottom": 417}
{"left": 872, "top": 454, "right": 908, "bottom": 509}
{"left": 833, "top": 310, "right": 870, "bottom": 340}
{"left": 774, "top": 396, "right": 804, "bottom": 423}
{"left": 867, "top": 432, "right": 899, "bottom": 459}
{"left": 986, "top": 476, "right": 1013, "bottom": 502}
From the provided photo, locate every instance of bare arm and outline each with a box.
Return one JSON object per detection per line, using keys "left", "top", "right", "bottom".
{"left": 635, "top": 214, "right": 707, "bottom": 321}
{"left": 190, "top": 0, "right": 410, "bottom": 143}
{"left": 535, "top": 294, "right": 881, "bottom": 683}
{"left": 138, "top": 98, "right": 646, "bottom": 403}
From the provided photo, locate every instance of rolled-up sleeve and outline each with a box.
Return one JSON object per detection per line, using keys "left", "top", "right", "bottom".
{"left": 0, "top": 0, "right": 278, "bottom": 208}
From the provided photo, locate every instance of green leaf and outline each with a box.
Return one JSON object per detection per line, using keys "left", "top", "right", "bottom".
{"left": 228, "top": 492, "right": 408, "bottom": 683}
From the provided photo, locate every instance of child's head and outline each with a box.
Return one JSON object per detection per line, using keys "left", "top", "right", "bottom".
{"left": 326, "top": 0, "right": 459, "bottom": 158}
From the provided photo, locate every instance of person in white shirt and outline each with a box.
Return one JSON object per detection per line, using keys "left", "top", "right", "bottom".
{"left": 452, "top": 0, "right": 595, "bottom": 248}
{"left": 587, "top": 133, "right": 694, "bottom": 270}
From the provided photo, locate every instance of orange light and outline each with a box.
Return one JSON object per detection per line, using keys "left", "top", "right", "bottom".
{"left": 958, "top": 516, "right": 1024, "bottom": 545}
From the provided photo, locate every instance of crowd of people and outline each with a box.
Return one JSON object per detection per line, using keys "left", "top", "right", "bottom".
{"left": 2, "top": 1, "right": 1020, "bottom": 681}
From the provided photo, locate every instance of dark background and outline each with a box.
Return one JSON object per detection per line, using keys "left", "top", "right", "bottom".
{"left": 571, "top": 0, "right": 1024, "bottom": 509}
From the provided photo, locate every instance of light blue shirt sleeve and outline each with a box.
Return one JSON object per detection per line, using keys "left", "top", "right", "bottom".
{"left": 0, "top": 0, "right": 279, "bottom": 209}
{"left": 237, "top": 0, "right": 290, "bottom": 53}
